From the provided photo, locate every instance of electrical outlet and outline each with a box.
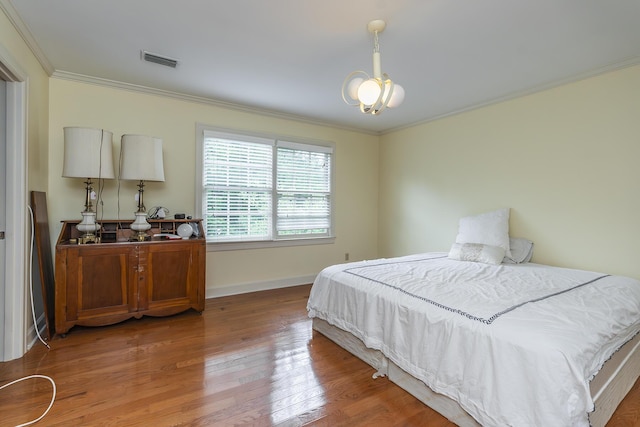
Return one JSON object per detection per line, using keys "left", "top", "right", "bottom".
{"left": 345, "top": 252, "right": 350, "bottom": 261}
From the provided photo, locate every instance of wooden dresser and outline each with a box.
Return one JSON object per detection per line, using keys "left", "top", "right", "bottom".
{"left": 54, "top": 219, "right": 206, "bottom": 335}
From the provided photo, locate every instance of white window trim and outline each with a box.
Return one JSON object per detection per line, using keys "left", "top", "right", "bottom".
{"left": 195, "top": 123, "right": 335, "bottom": 251}
{"left": 205, "top": 236, "right": 336, "bottom": 252}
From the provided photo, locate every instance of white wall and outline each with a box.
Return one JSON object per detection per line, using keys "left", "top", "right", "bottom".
{"left": 379, "top": 64, "right": 640, "bottom": 279}
{"left": 48, "top": 78, "right": 379, "bottom": 296}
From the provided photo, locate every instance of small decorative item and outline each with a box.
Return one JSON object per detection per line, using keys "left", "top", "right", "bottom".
{"left": 189, "top": 222, "right": 200, "bottom": 237}
{"left": 177, "top": 223, "right": 193, "bottom": 239}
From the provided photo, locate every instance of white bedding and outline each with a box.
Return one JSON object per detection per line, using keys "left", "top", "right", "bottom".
{"left": 307, "top": 253, "right": 640, "bottom": 426}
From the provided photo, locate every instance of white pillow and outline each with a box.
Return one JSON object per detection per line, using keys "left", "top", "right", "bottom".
{"left": 503, "top": 237, "right": 534, "bottom": 264}
{"left": 455, "top": 208, "right": 511, "bottom": 258}
{"left": 448, "top": 242, "right": 506, "bottom": 265}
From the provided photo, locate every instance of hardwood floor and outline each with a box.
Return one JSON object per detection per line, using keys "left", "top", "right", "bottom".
{"left": 1, "top": 284, "right": 638, "bottom": 426}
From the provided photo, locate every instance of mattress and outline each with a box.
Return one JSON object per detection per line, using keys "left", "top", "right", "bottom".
{"left": 307, "top": 253, "right": 640, "bottom": 426}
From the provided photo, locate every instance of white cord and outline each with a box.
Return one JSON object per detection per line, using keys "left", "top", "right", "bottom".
{"left": 6, "top": 204, "right": 57, "bottom": 425}
{"left": 26, "top": 205, "right": 50, "bottom": 349}
{"left": 0, "top": 375, "right": 56, "bottom": 426}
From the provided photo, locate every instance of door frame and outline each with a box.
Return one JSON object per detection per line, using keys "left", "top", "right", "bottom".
{"left": 0, "top": 43, "right": 28, "bottom": 361}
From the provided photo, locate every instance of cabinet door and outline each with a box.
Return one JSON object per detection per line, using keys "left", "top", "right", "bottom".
{"left": 140, "top": 242, "right": 202, "bottom": 315}
{"left": 63, "top": 245, "right": 136, "bottom": 326}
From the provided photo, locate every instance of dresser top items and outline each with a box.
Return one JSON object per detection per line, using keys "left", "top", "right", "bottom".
{"left": 57, "top": 218, "right": 204, "bottom": 246}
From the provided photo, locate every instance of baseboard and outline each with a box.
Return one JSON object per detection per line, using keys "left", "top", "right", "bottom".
{"left": 206, "top": 274, "right": 316, "bottom": 298}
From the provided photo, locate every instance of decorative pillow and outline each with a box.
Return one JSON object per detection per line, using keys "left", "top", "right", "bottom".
{"left": 448, "top": 242, "right": 506, "bottom": 265}
{"left": 455, "top": 208, "right": 511, "bottom": 258}
{"left": 503, "top": 237, "right": 534, "bottom": 264}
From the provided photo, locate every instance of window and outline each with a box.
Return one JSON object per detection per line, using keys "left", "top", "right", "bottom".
{"left": 196, "top": 126, "right": 334, "bottom": 248}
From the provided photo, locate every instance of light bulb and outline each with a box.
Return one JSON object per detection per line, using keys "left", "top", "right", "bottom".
{"left": 357, "top": 79, "right": 382, "bottom": 105}
{"left": 387, "top": 83, "right": 405, "bottom": 108}
{"left": 347, "top": 77, "right": 364, "bottom": 101}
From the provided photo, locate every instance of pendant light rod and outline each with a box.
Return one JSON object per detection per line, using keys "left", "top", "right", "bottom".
{"left": 369, "top": 20, "right": 385, "bottom": 80}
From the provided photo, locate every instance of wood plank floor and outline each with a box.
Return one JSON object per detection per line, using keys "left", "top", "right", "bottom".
{"left": 1, "top": 284, "right": 638, "bottom": 426}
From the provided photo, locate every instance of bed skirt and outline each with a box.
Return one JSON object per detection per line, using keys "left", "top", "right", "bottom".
{"left": 312, "top": 317, "right": 640, "bottom": 427}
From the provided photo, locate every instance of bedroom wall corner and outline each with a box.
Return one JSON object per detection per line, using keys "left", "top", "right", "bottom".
{"left": 378, "top": 64, "right": 640, "bottom": 279}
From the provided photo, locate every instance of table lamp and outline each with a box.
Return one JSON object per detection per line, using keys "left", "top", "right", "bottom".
{"left": 62, "top": 127, "right": 115, "bottom": 244}
{"left": 120, "top": 134, "right": 165, "bottom": 241}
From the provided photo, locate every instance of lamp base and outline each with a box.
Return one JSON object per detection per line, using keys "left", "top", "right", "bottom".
{"left": 130, "top": 211, "right": 151, "bottom": 241}
{"left": 76, "top": 211, "right": 101, "bottom": 244}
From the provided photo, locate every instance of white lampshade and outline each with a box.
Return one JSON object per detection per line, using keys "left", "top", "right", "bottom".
{"left": 62, "top": 127, "right": 115, "bottom": 179}
{"left": 120, "top": 134, "right": 165, "bottom": 181}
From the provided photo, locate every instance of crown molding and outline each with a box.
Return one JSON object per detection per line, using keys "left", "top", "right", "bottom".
{"left": 388, "top": 55, "right": 640, "bottom": 135}
{"left": 51, "top": 70, "right": 380, "bottom": 136}
{"left": 0, "top": 0, "right": 54, "bottom": 75}
{"left": 2, "top": 0, "right": 376, "bottom": 134}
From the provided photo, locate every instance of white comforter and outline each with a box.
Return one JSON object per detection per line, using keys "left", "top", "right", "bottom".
{"left": 306, "top": 253, "right": 640, "bottom": 427}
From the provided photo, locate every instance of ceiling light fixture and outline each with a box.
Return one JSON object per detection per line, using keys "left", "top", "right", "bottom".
{"left": 342, "top": 20, "right": 405, "bottom": 115}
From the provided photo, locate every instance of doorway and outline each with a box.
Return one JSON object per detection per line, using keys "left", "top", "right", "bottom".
{"left": 0, "top": 47, "right": 28, "bottom": 362}
{"left": 0, "top": 78, "right": 6, "bottom": 354}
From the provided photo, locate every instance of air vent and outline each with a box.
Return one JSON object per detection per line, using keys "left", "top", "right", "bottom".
{"left": 141, "top": 50, "right": 178, "bottom": 68}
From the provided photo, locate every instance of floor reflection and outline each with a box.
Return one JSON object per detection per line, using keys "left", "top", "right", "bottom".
{"left": 269, "top": 319, "right": 326, "bottom": 425}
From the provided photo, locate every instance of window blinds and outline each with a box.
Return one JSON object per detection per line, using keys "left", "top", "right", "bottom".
{"left": 203, "top": 135, "right": 273, "bottom": 240}
{"left": 202, "top": 131, "right": 333, "bottom": 242}
{"left": 276, "top": 144, "right": 331, "bottom": 237}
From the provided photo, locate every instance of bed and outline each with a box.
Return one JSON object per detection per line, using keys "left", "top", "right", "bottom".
{"left": 306, "top": 210, "right": 640, "bottom": 426}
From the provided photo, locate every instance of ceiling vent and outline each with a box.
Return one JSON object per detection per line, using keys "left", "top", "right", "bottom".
{"left": 141, "top": 50, "right": 178, "bottom": 68}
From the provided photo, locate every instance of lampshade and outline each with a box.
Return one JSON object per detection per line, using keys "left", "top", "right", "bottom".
{"left": 120, "top": 134, "right": 165, "bottom": 181}
{"left": 62, "top": 127, "right": 115, "bottom": 179}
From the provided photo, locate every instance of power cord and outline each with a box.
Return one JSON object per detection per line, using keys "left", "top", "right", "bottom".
{"left": 0, "top": 205, "right": 58, "bottom": 425}
{"left": 0, "top": 375, "right": 56, "bottom": 426}
{"left": 26, "top": 205, "right": 50, "bottom": 350}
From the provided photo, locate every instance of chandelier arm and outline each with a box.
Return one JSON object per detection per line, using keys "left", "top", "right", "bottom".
{"left": 368, "top": 76, "right": 393, "bottom": 115}
{"left": 341, "top": 70, "right": 370, "bottom": 106}
{"left": 375, "top": 75, "right": 394, "bottom": 114}
{"left": 371, "top": 82, "right": 386, "bottom": 114}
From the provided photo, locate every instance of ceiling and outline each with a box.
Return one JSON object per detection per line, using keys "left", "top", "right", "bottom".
{"left": 3, "top": 0, "right": 640, "bottom": 134}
